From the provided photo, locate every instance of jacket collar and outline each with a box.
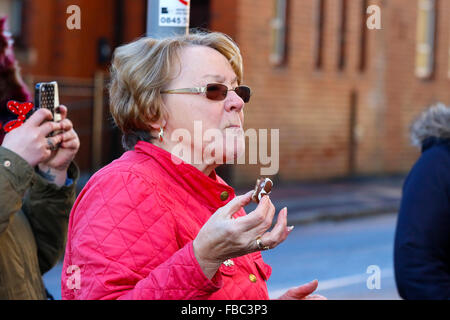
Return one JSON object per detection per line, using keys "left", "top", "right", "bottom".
{"left": 422, "top": 137, "right": 450, "bottom": 153}
{"left": 134, "top": 141, "right": 236, "bottom": 211}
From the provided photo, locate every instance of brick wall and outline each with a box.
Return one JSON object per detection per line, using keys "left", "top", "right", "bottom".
{"left": 208, "top": 0, "right": 450, "bottom": 186}
{"left": 7, "top": 0, "right": 449, "bottom": 184}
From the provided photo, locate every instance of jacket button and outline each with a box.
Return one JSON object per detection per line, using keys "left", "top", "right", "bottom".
{"left": 3, "top": 160, "right": 11, "bottom": 168}
{"left": 220, "top": 191, "right": 229, "bottom": 201}
{"left": 249, "top": 274, "right": 257, "bottom": 283}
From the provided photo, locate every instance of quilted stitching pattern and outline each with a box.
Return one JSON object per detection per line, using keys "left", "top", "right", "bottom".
{"left": 62, "top": 141, "right": 271, "bottom": 300}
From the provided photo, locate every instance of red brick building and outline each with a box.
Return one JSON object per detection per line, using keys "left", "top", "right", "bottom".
{"left": 230, "top": 0, "right": 450, "bottom": 185}
{"left": 2, "top": 0, "right": 449, "bottom": 186}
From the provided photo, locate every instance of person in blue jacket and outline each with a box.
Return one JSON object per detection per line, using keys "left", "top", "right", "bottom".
{"left": 394, "top": 103, "right": 450, "bottom": 300}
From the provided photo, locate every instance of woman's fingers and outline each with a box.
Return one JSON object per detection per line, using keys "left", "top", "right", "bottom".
{"left": 39, "top": 121, "right": 62, "bottom": 137}
{"left": 60, "top": 129, "right": 77, "bottom": 142}
{"left": 60, "top": 135, "right": 80, "bottom": 150}
{"left": 206, "top": 191, "right": 292, "bottom": 262}
{"left": 260, "top": 207, "right": 290, "bottom": 249}
{"left": 295, "top": 279, "right": 319, "bottom": 297}
{"left": 57, "top": 105, "right": 68, "bottom": 120}
{"left": 237, "top": 196, "right": 273, "bottom": 231}
{"left": 277, "top": 280, "right": 320, "bottom": 300}
{"left": 265, "top": 198, "right": 276, "bottom": 229}
{"left": 46, "top": 134, "right": 63, "bottom": 150}
{"left": 219, "top": 191, "right": 253, "bottom": 219}
{"left": 60, "top": 118, "right": 73, "bottom": 132}
{"left": 26, "top": 108, "right": 53, "bottom": 127}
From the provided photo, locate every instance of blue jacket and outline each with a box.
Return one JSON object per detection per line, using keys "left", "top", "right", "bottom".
{"left": 394, "top": 137, "right": 450, "bottom": 299}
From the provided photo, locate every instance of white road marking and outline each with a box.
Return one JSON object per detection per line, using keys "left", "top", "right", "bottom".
{"left": 268, "top": 268, "right": 394, "bottom": 299}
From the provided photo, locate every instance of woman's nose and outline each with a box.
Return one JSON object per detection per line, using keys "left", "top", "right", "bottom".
{"left": 224, "top": 90, "right": 244, "bottom": 113}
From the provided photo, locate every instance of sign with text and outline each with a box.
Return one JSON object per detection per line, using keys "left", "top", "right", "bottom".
{"left": 159, "top": 0, "right": 189, "bottom": 27}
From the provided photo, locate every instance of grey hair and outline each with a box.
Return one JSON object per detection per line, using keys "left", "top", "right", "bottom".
{"left": 410, "top": 103, "right": 450, "bottom": 148}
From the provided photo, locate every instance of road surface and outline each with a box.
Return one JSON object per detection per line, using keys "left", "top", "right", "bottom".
{"left": 263, "top": 213, "right": 401, "bottom": 299}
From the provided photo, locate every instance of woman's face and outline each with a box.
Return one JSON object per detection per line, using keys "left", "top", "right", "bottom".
{"left": 161, "top": 45, "right": 246, "bottom": 167}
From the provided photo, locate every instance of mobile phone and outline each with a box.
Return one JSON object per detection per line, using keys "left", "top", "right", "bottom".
{"left": 34, "top": 81, "right": 62, "bottom": 122}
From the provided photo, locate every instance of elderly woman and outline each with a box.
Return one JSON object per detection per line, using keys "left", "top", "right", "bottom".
{"left": 62, "top": 31, "right": 322, "bottom": 300}
{"left": 394, "top": 103, "right": 450, "bottom": 299}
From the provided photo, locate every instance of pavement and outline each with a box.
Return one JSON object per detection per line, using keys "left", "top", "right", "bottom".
{"left": 238, "top": 174, "right": 405, "bottom": 226}
{"left": 77, "top": 172, "right": 406, "bottom": 226}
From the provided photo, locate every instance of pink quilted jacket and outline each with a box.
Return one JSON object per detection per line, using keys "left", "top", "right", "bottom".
{"left": 61, "top": 141, "right": 272, "bottom": 300}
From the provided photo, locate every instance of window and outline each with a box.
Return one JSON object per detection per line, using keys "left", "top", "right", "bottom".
{"left": 338, "top": 0, "right": 348, "bottom": 70}
{"left": 415, "top": 0, "right": 436, "bottom": 79}
{"left": 314, "top": 0, "right": 325, "bottom": 69}
{"left": 359, "top": 0, "right": 367, "bottom": 72}
{"left": 270, "top": 0, "right": 288, "bottom": 66}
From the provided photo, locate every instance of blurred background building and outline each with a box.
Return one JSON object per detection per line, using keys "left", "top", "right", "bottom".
{"left": 1, "top": 0, "right": 449, "bottom": 187}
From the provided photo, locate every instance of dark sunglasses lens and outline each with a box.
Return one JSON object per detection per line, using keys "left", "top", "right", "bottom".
{"left": 235, "top": 86, "right": 251, "bottom": 103}
{"left": 206, "top": 84, "right": 228, "bottom": 101}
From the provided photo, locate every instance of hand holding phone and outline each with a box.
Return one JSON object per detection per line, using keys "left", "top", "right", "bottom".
{"left": 35, "top": 81, "right": 62, "bottom": 139}
{"left": 1, "top": 108, "right": 63, "bottom": 167}
{"left": 35, "top": 81, "right": 62, "bottom": 123}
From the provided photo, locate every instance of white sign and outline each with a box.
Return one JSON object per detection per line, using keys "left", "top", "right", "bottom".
{"left": 159, "top": 0, "right": 189, "bottom": 27}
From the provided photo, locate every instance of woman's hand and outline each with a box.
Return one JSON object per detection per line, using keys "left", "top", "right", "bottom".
{"left": 1, "top": 108, "right": 63, "bottom": 167}
{"left": 193, "top": 191, "right": 294, "bottom": 279}
{"left": 276, "top": 280, "right": 327, "bottom": 300}
{"left": 38, "top": 105, "right": 80, "bottom": 186}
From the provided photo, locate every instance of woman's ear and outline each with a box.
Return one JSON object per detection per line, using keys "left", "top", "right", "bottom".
{"left": 149, "top": 118, "right": 167, "bottom": 131}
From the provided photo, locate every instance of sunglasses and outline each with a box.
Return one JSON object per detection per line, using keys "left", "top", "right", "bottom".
{"left": 161, "top": 83, "right": 251, "bottom": 103}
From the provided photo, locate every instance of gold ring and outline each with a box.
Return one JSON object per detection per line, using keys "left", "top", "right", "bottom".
{"left": 256, "top": 237, "right": 270, "bottom": 251}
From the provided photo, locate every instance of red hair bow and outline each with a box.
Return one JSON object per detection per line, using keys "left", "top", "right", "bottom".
{"left": 3, "top": 101, "right": 34, "bottom": 132}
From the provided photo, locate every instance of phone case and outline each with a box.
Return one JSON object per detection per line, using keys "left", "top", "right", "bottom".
{"left": 35, "top": 81, "right": 62, "bottom": 122}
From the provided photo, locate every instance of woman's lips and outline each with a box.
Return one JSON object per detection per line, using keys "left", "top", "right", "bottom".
{"left": 225, "top": 125, "right": 243, "bottom": 132}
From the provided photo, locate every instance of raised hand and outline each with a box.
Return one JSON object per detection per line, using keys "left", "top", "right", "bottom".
{"left": 193, "top": 191, "right": 293, "bottom": 279}
{"left": 276, "top": 280, "right": 327, "bottom": 300}
{"left": 1, "top": 108, "right": 62, "bottom": 167}
{"left": 38, "top": 105, "right": 80, "bottom": 186}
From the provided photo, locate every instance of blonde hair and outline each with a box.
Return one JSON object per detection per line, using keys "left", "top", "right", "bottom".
{"left": 109, "top": 31, "right": 244, "bottom": 150}
{"left": 410, "top": 102, "right": 450, "bottom": 147}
